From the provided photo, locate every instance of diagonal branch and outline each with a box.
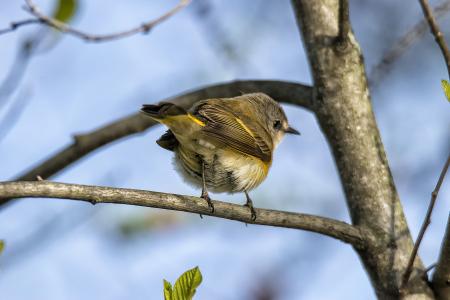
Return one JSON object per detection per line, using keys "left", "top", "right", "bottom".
{"left": 370, "top": 0, "right": 450, "bottom": 88}
{"left": 401, "top": 152, "right": 450, "bottom": 291}
{"left": 0, "top": 180, "right": 366, "bottom": 247}
{"left": 418, "top": 0, "right": 450, "bottom": 78}
{"left": 0, "top": 19, "right": 42, "bottom": 35}
{"left": 0, "top": 80, "right": 312, "bottom": 207}
{"left": 0, "top": 0, "right": 191, "bottom": 42}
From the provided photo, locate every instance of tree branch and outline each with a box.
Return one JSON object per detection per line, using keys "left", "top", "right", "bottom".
{"left": 337, "top": 0, "right": 350, "bottom": 45}
{"left": 0, "top": 0, "right": 191, "bottom": 42}
{"left": 0, "top": 18, "right": 42, "bottom": 35}
{"left": 370, "top": 0, "right": 450, "bottom": 88}
{"left": 0, "top": 80, "right": 312, "bottom": 207}
{"left": 401, "top": 153, "right": 450, "bottom": 291}
{"left": 418, "top": 0, "right": 450, "bottom": 78}
{"left": 0, "top": 181, "right": 366, "bottom": 247}
{"left": 291, "top": 0, "right": 434, "bottom": 298}
{"left": 433, "top": 214, "right": 450, "bottom": 299}
{"left": 403, "top": 154, "right": 450, "bottom": 291}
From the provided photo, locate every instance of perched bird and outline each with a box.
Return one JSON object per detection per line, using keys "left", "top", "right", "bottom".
{"left": 141, "top": 93, "right": 299, "bottom": 220}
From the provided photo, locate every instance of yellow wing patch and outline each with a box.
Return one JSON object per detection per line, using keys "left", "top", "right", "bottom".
{"left": 188, "top": 113, "right": 206, "bottom": 126}
{"left": 235, "top": 118, "right": 255, "bottom": 138}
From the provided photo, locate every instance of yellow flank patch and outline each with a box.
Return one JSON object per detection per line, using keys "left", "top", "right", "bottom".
{"left": 188, "top": 114, "right": 206, "bottom": 126}
{"left": 235, "top": 118, "right": 255, "bottom": 137}
{"left": 258, "top": 158, "right": 270, "bottom": 175}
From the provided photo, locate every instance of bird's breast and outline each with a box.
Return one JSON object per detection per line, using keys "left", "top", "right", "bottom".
{"left": 217, "top": 149, "right": 270, "bottom": 192}
{"left": 173, "top": 145, "right": 271, "bottom": 193}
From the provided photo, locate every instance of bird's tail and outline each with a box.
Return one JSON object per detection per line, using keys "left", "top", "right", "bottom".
{"left": 140, "top": 102, "right": 187, "bottom": 121}
{"left": 141, "top": 102, "right": 205, "bottom": 131}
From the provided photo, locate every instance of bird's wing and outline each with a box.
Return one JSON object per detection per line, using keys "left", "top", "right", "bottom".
{"left": 193, "top": 100, "right": 272, "bottom": 162}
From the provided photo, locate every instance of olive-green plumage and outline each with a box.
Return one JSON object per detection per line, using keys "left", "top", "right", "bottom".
{"left": 141, "top": 93, "right": 299, "bottom": 218}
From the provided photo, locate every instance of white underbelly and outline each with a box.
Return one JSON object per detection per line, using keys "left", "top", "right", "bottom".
{"left": 173, "top": 146, "right": 270, "bottom": 193}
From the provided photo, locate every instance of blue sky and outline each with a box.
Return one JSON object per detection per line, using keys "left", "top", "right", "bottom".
{"left": 0, "top": 0, "right": 449, "bottom": 299}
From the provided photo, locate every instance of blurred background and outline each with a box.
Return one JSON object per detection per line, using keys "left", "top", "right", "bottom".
{"left": 0, "top": 0, "right": 449, "bottom": 299}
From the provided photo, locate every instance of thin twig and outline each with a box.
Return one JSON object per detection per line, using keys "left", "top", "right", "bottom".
{"left": 418, "top": 0, "right": 450, "bottom": 78}
{"left": 401, "top": 152, "right": 450, "bottom": 291}
{"left": 337, "top": 0, "right": 350, "bottom": 46}
{"left": 0, "top": 180, "right": 367, "bottom": 247}
{"left": 0, "top": 19, "right": 42, "bottom": 35}
{"left": 425, "top": 263, "right": 437, "bottom": 274}
{"left": 18, "top": 0, "right": 191, "bottom": 42}
{"left": 370, "top": 0, "right": 450, "bottom": 88}
{"left": 400, "top": 0, "right": 450, "bottom": 292}
{"left": 0, "top": 0, "right": 191, "bottom": 41}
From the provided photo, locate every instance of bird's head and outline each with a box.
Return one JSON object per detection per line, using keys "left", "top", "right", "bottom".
{"left": 246, "top": 93, "right": 300, "bottom": 148}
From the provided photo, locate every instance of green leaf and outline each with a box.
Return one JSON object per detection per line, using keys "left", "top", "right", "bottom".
{"left": 0, "top": 240, "right": 4, "bottom": 254}
{"left": 172, "top": 266, "right": 202, "bottom": 300}
{"left": 442, "top": 80, "right": 450, "bottom": 102}
{"left": 163, "top": 279, "right": 173, "bottom": 300}
{"left": 52, "top": 0, "right": 78, "bottom": 23}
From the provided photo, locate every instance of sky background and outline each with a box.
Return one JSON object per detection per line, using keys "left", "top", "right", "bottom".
{"left": 0, "top": 0, "right": 449, "bottom": 299}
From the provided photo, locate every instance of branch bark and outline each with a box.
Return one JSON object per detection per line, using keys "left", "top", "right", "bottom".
{"left": 0, "top": 181, "right": 365, "bottom": 247}
{"left": 291, "top": 0, "right": 434, "bottom": 298}
{"left": 0, "top": 80, "right": 312, "bottom": 207}
{"left": 433, "top": 214, "right": 450, "bottom": 299}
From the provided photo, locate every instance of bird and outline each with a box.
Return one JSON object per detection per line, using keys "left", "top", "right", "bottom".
{"left": 141, "top": 92, "right": 299, "bottom": 220}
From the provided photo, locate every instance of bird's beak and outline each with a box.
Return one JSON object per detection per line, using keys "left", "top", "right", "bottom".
{"left": 285, "top": 126, "right": 300, "bottom": 135}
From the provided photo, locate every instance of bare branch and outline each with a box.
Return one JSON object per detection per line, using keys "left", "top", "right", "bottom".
{"left": 370, "top": 0, "right": 450, "bottom": 88}
{"left": 0, "top": 19, "right": 42, "bottom": 35}
{"left": 0, "top": 0, "right": 191, "bottom": 42}
{"left": 0, "top": 180, "right": 366, "bottom": 247}
{"left": 0, "top": 80, "right": 312, "bottom": 207}
{"left": 337, "top": 0, "right": 350, "bottom": 45}
{"left": 400, "top": 152, "right": 450, "bottom": 291}
{"left": 418, "top": 0, "right": 450, "bottom": 78}
{"left": 433, "top": 214, "right": 450, "bottom": 299}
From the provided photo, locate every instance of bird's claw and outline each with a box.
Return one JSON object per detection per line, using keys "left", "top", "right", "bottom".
{"left": 244, "top": 202, "right": 257, "bottom": 221}
{"left": 201, "top": 192, "right": 214, "bottom": 213}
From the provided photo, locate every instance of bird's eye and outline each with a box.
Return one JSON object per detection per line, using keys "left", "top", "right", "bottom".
{"left": 273, "top": 120, "right": 282, "bottom": 130}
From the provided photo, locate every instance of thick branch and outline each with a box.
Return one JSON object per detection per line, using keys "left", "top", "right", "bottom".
{"left": 291, "top": 0, "right": 433, "bottom": 298}
{"left": 0, "top": 181, "right": 365, "bottom": 247}
{"left": 0, "top": 80, "right": 312, "bottom": 207}
{"left": 418, "top": 0, "right": 450, "bottom": 78}
{"left": 433, "top": 214, "right": 450, "bottom": 299}
{"left": 0, "top": 0, "right": 191, "bottom": 42}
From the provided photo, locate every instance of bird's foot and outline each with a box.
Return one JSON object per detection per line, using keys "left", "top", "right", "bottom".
{"left": 201, "top": 191, "right": 215, "bottom": 213}
{"left": 244, "top": 193, "right": 257, "bottom": 221}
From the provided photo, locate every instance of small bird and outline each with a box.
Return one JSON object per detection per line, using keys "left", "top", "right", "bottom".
{"left": 141, "top": 93, "right": 299, "bottom": 220}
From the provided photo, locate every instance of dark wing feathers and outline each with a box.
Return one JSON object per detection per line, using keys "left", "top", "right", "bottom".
{"left": 141, "top": 102, "right": 186, "bottom": 118}
{"left": 156, "top": 130, "right": 179, "bottom": 151}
